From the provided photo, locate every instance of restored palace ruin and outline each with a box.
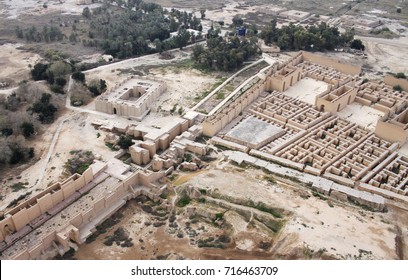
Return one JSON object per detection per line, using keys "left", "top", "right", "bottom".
{"left": 2, "top": 51, "right": 408, "bottom": 260}
{"left": 203, "top": 51, "right": 408, "bottom": 202}
{"left": 95, "top": 78, "right": 166, "bottom": 121}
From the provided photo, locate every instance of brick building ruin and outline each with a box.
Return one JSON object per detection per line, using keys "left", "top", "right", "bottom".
{"left": 203, "top": 51, "right": 408, "bottom": 202}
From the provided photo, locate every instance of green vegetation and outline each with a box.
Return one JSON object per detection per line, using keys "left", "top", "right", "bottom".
{"left": 30, "top": 93, "right": 58, "bottom": 123}
{"left": 9, "top": 182, "right": 26, "bottom": 192}
{"left": 15, "top": 25, "right": 63, "bottom": 42}
{"left": 197, "top": 235, "right": 230, "bottom": 249}
{"left": 247, "top": 200, "right": 283, "bottom": 218}
{"left": 350, "top": 39, "right": 365, "bottom": 51}
{"left": 370, "top": 27, "right": 397, "bottom": 38}
{"left": 261, "top": 219, "right": 284, "bottom": 233}
{"left": 393, "top": 85, "right": 403, "bottom": 92}
{"left": 20, "top": 122, "right": 35, "bottom": 138}
{"left": 105, "top": 142, "right": 119, "bottom": 151}
{"left": 103, "top": 227, "right": 134, "bottom": 247}
{"left": 176, "top": 190, "right": 191, "bottom": 207}
{"left": 263, "top": 175, "right": 277, "bottom": 184}
{"left": 64, "top": 150, "right": 94, "bottom": 175}
{"left": 260, "top": 20, "right": 354, "bottom": 51}
{"left": 191, "top": 35, "right": 259, "bottom": 71}
{"left": 31, "top": 60, "right": 72, "bottom": 94}
{"left": 7, "top": 191, "right": 32, "bottom": 208}
{"left": 80, "top": 1, "right": 202, "bottom": 58}
{"left": 87, "top": 79, "right": 107, "bottom": 97}
{"left": 116, "top": 135, "right": 134, "bottom": 150}
{"left": 72, "top": 71, "right": 86, "bottom": 83}
{"left": 312, "top": 191, "right": 328, "bottom": 201}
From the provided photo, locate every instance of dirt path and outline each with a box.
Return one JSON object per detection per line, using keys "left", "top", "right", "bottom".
{"left": 357, "top": 35, "right": 408, "bottom": 73}
{"left": 192, "top": 58, "right": 266, "bottom": 112}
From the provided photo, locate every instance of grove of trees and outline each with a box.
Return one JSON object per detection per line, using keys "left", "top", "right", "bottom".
{"left": 0, "top": 83, "right": 61, "bottom": 165}
{"left": 260, "top": 20, "right": 355, "bottom": 51}
{"left": 83, "top": 0, "right": 202, "bottom": 58}
{"left": 191, "top": 34, "right": 259, "bottom": 71}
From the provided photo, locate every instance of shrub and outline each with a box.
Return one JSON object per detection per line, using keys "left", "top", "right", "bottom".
{"left": 72, "top": 71, "right": 85, "bottom": 83}
{"left": 116, "top": 135, "right": 134, "bottom": 149}
{"left": 393, "top": 85, "right": 403, "bottom": 92}
{"left": 20, "top": 122, "right": 34, "bottom": 138}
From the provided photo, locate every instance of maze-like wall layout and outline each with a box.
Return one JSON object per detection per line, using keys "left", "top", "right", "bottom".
{"left": 206, "top": 52, "right": 408, "bottom": 199}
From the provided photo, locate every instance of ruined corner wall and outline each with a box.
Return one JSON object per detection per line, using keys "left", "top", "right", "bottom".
{"left": 268, "top": 67, "right": 302, "bottom": 92}
{"left": 316, "top": 86, "right": 358, "bottom": 114}
{"left": 202, "top": 81, "right": 267, "bottom": 137}
{"left": 0, "top": 165, "right": 105, "bottom": 243}
{"left": 301, "top": 51, "right": 361, "bottom": 76}
{"left": 8, "top": 170, "right": 166, "bottom": 260}
{"left": 375, "top": 117, "right": 408, "bottom": 144}
{"left": 384, "top": 74, "right": 408, "bottom": 92}
{"left": 95, "top": 81, "right": 166, "bottom": 119}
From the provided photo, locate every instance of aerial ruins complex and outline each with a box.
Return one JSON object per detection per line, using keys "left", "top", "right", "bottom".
{"left": 2, "top": 50, "right": 408, "bottom": 259}
{"left": 204, "top": 51, "right": 408, "bottom": 201}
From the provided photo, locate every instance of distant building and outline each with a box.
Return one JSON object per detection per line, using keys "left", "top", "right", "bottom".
{"left": 279, "top": 10, "right": 311, "bottom": 21}
{"left": 256, "top": 6, "right": 286, "bottom": 16}
{"left": 76, "top": 0, "right": 93, "bottom": 5}
{"left": 236, "top": 27, "right": 246, "bottom": 36}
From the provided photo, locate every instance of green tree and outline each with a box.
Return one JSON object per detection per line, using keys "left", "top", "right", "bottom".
{"left": 31, "top": 63, "right": 49, "bottom": 81}
{"left": 117, "top": 135, "right": 134, "bottom": 149}
{"left": 21, "top": 122, "right": 34, "bottom": 138}
{"left": 153, "top": 38, "right": 163, "bottom": 53}
{"left": 174, "top": 29, "right": 190, "bottom": 50}
{"left": 350, "top": 39, "right": 365, "bottom": 51}
{"left": 83, "top": 7, "right": 91, "bottom": 19}
{"left": 200, "top": 9, "right": 206, "bottom": 19}
{"left": 393, "top": 85, "right": 403, "bottom": 92}
{"left": 232, "top": 15, "right": 244, "bottom": 27}
{"left": 72, "top": 71, "right": 85, "bottom": 83}
{"left": 396, "top": 72, "right": 407, "bottom": 79}
{"left": 32, "top": 93, "right": 57, "bottom": 123}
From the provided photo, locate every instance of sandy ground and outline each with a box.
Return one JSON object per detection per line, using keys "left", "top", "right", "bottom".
{"left": 336, "top": 102, "right": 385, "bottom": 131}
{"left": 83, "top": 50, "right": 190, "bottom": 92}
{"left": 282, "top": 77, "right": 329, "bottom": 105}
{"left": 0, "top": 0, "right": 100, "bottom": 19}
{"left": 180, "top": 163, "right": 403, "bottom": 260}
{"left": 0, "top": 43, "right": 42, "bottom": 87}
{"left": 149, "top": 68, "right": 218, "bottom": 112}
{"left": 0, "top": 110, "right": 120, "bottom": 212}
{"left": 73, "top": 160, "right": 406, "bottom": 260}
{"left": 74, "top": 199, "right": 271, "bottom": 260}
{"left": 83, "top": 46, "right": 218, "bottom": 113}
{"left": 198, "top": 2, "right": 258, "bottom": 25}
{"left": 358, "top": 36, "right": 408, "bottom": 74}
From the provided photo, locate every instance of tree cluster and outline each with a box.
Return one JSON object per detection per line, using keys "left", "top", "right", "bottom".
{"left": 31, "top": 61, "right": 72, "bottom": 93}
{"left": 87, "top": 79, "right": 107, "bottom": 97}
{"left": 117, "top": 135, "right": 134, "bottom": 150}
{"left": 191, "top": 35, "right": 259, "bottom": 71}
{"left": 82, "top": 0, "right": 201, "bottom": 58}
{"left": 15, "top": 25, "right": 64, "bottom": 43}
{"left": 0, "top": 83, "right": 57, "bottom": 166}
{"left": 30, "top": 93, "right": 58, "bottom": 124}
{"left": 0, "top": 136, "right": 34, "bottom": 165}
{"left": 260, "top": 21, "right": 354, "bottom": 51}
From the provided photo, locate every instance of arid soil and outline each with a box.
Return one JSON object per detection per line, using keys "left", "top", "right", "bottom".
{"left": 73, "top": 161, "right": 406, "bottom": 260}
